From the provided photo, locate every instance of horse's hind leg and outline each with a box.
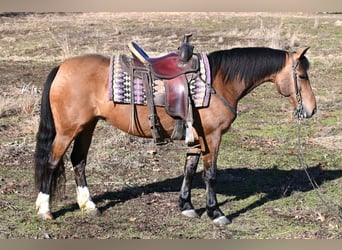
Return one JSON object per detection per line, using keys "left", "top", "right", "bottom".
{"left": 70, "top": 120, "right": 99, "bottom": 216}
{"left": 179, "top": 147, "right": 201, "bottom": 218}
{"left": 35, "top": 134, "right": 73, "bottom": 220}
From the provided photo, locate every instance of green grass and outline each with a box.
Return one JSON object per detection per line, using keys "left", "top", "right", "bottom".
{"left": 0, "top": 12, "right": 341, "bottom": 239}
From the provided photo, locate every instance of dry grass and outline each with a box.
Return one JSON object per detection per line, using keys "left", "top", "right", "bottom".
{"left": 0, "top": 12, "right": 341, "bottom": 239}
{"left": 0, "top": 83, "right": 40, "bottom": 118}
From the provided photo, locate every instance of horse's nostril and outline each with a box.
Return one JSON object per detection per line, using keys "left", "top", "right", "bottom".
{"left": 300, "top": 106, "right": 317, "bottom": 119}
{"left": 312, "top": 107, "right": 317, "bottom": 116}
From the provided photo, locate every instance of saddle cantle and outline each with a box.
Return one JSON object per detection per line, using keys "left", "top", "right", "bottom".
{"left": 128, "top": 41, "right": 199, "bottom": 79}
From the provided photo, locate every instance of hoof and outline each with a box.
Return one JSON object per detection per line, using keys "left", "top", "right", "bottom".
{"left": 181, "top": 209, "right": 199, "bottom": 218}
{"left": 38, "top": 211, "right": 54, "bottom": 220}
{"left": 213, "top": 216, "right": 231, "bottom": 225}
{"left": 85, "top": 208, "right": 101, "bottom": 217}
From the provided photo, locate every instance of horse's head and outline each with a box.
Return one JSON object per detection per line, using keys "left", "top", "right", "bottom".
{"left": 275, "top": 48, "right": 317, "bottom": 119}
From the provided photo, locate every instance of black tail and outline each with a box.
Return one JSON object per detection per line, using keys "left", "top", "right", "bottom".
{"left": 34, "top": 66, "right": 65, "bottom": 197}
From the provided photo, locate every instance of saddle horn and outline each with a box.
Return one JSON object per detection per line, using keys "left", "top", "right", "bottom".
{"left": 179, "top": 33, "right": 194, "bottom": 63}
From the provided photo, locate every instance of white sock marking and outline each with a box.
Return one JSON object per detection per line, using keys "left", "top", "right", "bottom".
{"left": 36, "top": 192, "right": 50, "bottom": 214}
{"left": 76, "top": 186, "right": 96, "bottom": 210}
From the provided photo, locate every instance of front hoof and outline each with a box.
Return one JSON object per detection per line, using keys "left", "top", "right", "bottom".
{"left": 181, "top": 209, "right": 199, "bottom": 218}
{"left": 213, "top": 216, "right": 231, "bottom": 225}
{"left": 38, "top": 211, "right": 54, "bottom": 220}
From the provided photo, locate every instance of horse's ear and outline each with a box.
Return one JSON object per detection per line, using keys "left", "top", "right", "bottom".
{"left": 295, "top": 47, "right": 310, "bottom": 60}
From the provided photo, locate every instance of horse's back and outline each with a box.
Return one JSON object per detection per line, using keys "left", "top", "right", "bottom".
{"left": 52, "top": 54, "right": 110, "bottom": 97}
{"left": 63, "top": 53, "right": 109, "bottom": 64}
{"left": 59, "top": 54, "right": 110, "bottom": 77}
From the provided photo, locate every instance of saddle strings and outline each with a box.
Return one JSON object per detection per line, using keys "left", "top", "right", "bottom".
{"left": 296, "top": 118, "right": 342, "bottom": 219}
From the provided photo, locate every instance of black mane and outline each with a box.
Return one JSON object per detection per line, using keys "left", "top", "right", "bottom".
{"left": 208, "top": 47, "right": 287, "bottom": 86}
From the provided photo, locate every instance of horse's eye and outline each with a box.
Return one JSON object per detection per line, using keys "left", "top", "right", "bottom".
{"left": 298, "top": 75, "right": 308, "bottom": 80}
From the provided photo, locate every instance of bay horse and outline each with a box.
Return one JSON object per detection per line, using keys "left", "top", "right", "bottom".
{"left": 34, "top": 46, "right": 316, "bottom": 225}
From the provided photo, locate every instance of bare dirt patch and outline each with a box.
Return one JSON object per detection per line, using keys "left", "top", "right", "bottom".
{"left": 0, "top": 12, "right": 341, "bottom": 239}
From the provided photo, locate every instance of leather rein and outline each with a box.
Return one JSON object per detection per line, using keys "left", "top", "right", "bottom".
{"left": 291, "top": 53, "right": 341, "bottom": 217}
{"left": 210, "top": 88, "right": 237, "bottom": 117}
{"left": 291, "top": 52, "right": 304, "bottom": 120}
{"left": 211, "top": 51, "right": 341, "bottom": 217}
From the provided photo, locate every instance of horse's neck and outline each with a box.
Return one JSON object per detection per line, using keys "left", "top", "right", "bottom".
{"left": 235, "top": 74, "right": 276, "bottom": 101}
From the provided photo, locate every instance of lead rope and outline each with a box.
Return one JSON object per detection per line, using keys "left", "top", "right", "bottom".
{"left": 291, "top": 53, "right": 341, "bottom": 220}
{"left": 296, "top": 118, "right": 342, "bottom": 220}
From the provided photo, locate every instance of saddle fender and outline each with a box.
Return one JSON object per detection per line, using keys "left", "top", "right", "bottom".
{"left": 164, "top": 75, "right": 189, "bottom": 121}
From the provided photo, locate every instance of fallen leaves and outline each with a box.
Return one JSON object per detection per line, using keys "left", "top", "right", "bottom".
{"left": 0, "top": 199, "right": 18, "bottom": 210}
{"left": 316, "top": 212, "right": 326, "bottom": 222}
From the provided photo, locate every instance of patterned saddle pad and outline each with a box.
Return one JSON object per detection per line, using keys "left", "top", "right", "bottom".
{"left": 109, "top": 52, "right": 211, "bottom": 109}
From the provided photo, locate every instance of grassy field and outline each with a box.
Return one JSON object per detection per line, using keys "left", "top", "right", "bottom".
{"left": 0, "top": 12, "right": 341, "bottom": 239}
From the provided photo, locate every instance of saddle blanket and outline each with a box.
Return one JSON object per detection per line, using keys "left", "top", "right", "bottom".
{"left": 108, "top": 52, "right": 211, "bottom": 108}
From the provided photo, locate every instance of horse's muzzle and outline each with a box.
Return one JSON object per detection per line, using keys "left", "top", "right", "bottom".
{"left": 294, "top": 105, "right": 317, "bottom": 119}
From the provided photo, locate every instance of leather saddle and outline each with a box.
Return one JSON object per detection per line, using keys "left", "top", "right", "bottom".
{"left": 127, "top": 34, "right": 199, "bottom": 144}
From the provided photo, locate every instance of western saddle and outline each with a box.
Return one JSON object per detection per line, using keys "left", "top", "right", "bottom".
{"left": 127, "top": 34, "right": 200, "bottom": 144}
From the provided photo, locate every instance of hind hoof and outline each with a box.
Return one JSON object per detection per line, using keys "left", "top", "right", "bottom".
{"left": 213, "top": 216, "right": 231, "bottom": 225}
{"left": 38, "top": 211, "right": 54, "bottom": 220}
{"left": 85, "top": 208, "right": 101, "bottom": 217}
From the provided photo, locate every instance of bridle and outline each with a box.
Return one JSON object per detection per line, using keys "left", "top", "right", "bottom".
{"left": 291, "top": 52, "right": 304, "bottom": 120}
{"left": 211, "top": 52, "right": 305, "bottom": 120}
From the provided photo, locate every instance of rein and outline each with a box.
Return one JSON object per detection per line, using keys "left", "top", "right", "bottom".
{"left": 291, "top": 53, "right": 304, "bottom": 120}
{"left": 296, "top": 119, "right": 342, "bottom": 219}
{"left": 291, "top": 53, "right": 342, "bottom": 219}
{"left": 210, "top": 88, "right": 237, "bottom": 117}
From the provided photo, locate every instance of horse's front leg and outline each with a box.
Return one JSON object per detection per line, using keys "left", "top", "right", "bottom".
{"left": 179, "top": 147, "right": 201, "bottom": 218}
{"left": 202, "top": 139, "right": 231, "bottom": 225}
